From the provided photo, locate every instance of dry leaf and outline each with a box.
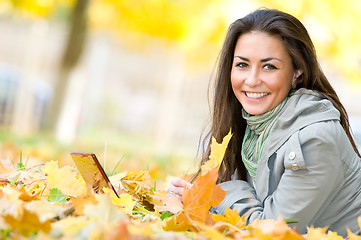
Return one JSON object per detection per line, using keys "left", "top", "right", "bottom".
{"left": 42, "top": 161, "right": 88, "bottom": 197}
{"left": 18, "top": 186, "right": 40, "bottom": 202}
{"left": 348, "top": 230, "right": 361, "bottom": 240}
{"left": 70, "top": 194, "right": 97, "bottom": 216}
{"left": 128, "top": 222, "right": 154, "bottom": 237}
{"left": 199, "top": 223, "right": 227, "bottom": 240}
{"left": 307, "top": 226, "right": 342, "bottom": 240}
{"left": 104, "top": 221, "right": 130, "bottom": 240}
{"left": 120, "top": 179, "right": 161, "bottom": 211}
{"left": 347, "top": 217, "right": 361, "bottom": 240}
{"left": 251, "top": 218, "right": 304, "bottom": 240}
{"left": 182, "top": 168, "right": 227, "bottom": 224}
{"left": 0, "top": 160, "right": 13, "bottom": 174}
{"left": 163, "top": 213, "right": 194, "bottom": 232}
{"left": 51, "top": 216, "right": 92, "bottom": 238}
{"left": 155, "top": 195, "right": 183, "bottom": 214}
{"left": 121, "top": 170, "right": 153, "bottom": 188}
{"left": 211, "top": 205, "right": 245, "bottom": 227}
{"left": 83, "top": 192, "right": 127, "bottom": 225}
{"left": 25, "top": 199, "right": 71, "bottom": 222}
{"left": 112, "top": 193, "right": 137, "bottom": 215}
{"left": 4, "top": 208, "right": 51, "bottom": 237}
{"left": 201, "top": 130, "right": 232, "bottom": 175}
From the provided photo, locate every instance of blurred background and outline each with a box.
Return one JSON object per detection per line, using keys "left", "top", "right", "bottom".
{"left": 0, "top": 0, "right": 360, "bottom": 179}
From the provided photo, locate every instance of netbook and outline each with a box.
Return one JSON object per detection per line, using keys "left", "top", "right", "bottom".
{"left": 70, "top": 152, "right": 119, "bottom": 197}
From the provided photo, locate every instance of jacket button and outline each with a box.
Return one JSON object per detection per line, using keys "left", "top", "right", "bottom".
{"left": 291, "top": 164, "right": 299, "bottom": 171}
{"left": 289, "top": 151, "right": 296, "bottom": 160}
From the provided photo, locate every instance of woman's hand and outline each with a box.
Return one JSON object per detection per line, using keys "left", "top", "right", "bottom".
{"left": 167, "top": 177, "right": 193, "bottom": 201}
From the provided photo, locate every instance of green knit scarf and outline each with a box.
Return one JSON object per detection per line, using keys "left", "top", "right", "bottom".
{"left": 241, "top": 97, "right": 289, "bottom": 182}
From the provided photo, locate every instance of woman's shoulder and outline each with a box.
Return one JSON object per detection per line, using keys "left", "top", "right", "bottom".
{"left": 288, "top": 88, "right": 332, "bottom": 110}
{"left": 266, "top": 89, "right": 342, "bottom": 155}
{"left": 298, "top": 120, "right": 344, "bottom": 143}
{"left": 273, "top": 88, "right": 340, "bottom": 137}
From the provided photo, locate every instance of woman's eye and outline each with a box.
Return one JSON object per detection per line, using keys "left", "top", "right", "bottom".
{"left": 264, "top": 64, "right": 277, "bottom": 70}
{"left": 236, "top": 62, "right": 249, "bottom": 68}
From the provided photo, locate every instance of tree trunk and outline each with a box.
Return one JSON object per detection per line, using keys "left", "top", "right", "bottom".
{"left": 43, "top": 0, "right": 89, "bottom": 133}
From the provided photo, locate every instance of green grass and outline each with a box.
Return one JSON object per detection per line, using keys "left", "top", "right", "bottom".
{"left": 0, "top": 129, "right": 197, "bottom": 180}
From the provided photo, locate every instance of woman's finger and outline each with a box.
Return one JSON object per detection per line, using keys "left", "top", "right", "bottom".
{"left": 170, "top": 177, "right": 193, "bottom": 189}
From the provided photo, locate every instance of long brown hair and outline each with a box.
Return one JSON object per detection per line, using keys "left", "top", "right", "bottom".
{"left": 196, "top": 8, "right": 361, "bottom": 183}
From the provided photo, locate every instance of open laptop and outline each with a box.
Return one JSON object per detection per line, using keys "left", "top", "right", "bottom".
{"left": 70, "top": 152, "right": 119, "bottom": 197}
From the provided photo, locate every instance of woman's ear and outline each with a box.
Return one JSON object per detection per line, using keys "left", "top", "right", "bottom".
{"left": 292, "top": 69, "right": 303, "bottom": 88}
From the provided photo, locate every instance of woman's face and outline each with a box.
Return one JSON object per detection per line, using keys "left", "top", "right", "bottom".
{"left": 231, "top": 31, "right": 301, "bottom": 115}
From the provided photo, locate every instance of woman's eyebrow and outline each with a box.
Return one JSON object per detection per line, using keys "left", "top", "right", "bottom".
{"left": 234, "top": 56, "right": 282, "bottom": 62}
{"left": 261, "top": 57, "right": 282, "bottom": 62}
{"left": 234, "top": 56, "right": 249, "bottom": 61}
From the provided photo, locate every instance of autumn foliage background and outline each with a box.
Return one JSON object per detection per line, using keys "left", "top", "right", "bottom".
{"left": 0, "top": 0, "right": 361, "bottom": 239}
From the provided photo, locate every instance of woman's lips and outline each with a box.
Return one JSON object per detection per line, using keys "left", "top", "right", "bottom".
{"left": 244, "top": 91, "right": 270, "bottom": 99}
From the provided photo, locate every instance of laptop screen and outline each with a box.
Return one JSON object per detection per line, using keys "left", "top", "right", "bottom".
{"left": 70, "top": 152, "right": 119, "bottom": 197}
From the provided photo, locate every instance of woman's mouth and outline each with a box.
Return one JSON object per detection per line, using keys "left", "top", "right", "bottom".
{"left": 245, "top": 92, "right": 270, "bottom": 99}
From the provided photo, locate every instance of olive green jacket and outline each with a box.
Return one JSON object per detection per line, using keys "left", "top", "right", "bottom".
{"left": 211, "top": 88, "right": 361, "bottom": 237}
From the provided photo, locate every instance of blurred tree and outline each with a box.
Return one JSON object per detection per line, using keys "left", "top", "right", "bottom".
{"left": 5, "top": 0, "right": 74, "bottom": 20}
{"left": 86, "top": 0, "right": 230, "bottom": 150}
{"left": 88, "top": 0, "right": 228, "bottom": 69}
{"left": 2, "top": 0, "right": 359, "bottom": 139}
{"left": 44, "top": 0, "right": 89, "bottom": 132}
{"left": 2, "top": 0, "right": 87, "bottom": 133}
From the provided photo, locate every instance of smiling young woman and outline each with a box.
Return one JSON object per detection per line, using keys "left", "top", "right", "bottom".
{"left": 230, "top": 31, "right": 302, "bottom": 116}
{"left": 168, "top": 8, "right": 361, "bottom": 237}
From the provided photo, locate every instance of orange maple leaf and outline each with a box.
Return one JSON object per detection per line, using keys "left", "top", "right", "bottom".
{"left": 4, "top": 208, "right": 51, "bottom": 237}
{"left": 18, "top": 186, "right": 40, "bottom": 202}
{"left": 163, "top": 132, "right": 231, "bottom": 232}
{"left": 163, "top": 168, "right": 227, "bottom": 232}
{"left": 182, "top": 168, "right": 226, "bottom": 224}
{"left": 70, "top": 194, "right": 97, "bottom": 215}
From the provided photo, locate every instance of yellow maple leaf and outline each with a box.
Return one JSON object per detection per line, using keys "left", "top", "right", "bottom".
{"left": 83, "top": 192, "right": 127, "bottom": 226}
{"left": 42, "top": 160, "right": 88, "bottom": 197}
{"left": 24, "top": 199, "right": 72, "bottom": 223}
{"left": 201, "top": 130, "right": 232, "bottom": 175}
{"left": 198, "top": 222, "right": 227, "bottom": 240}
{"left": 128, "top": 222, "right": 154, "bottom": 237}
{"left": 121, "top": 170, "right": 153, "bottom": 188}
{"left": 120, "top": 179, "right": 161, "bottom": 211}
{"left": 163, "top": 212, "right": 194, "bottom": 232}
{"left": 347, "top": 217, "right": 361, "bottom": 240}
{"left": 211, "top": 205, "right": 245, "bottom": 227}
{"left": 4, "top": 208, "right": 51, "bottom": 237}
{"left": 306, "top": 226, "right": 342, "bottom": 240}
{"left": 102, "top": 221, "right": 131, "bottom": 240}
{"left": 51, "top": 216, "right": 92, "bottom": 238}
{"left": 107, "top": 190, "right": 136, "bottom": 215}
{"left": 251, "top": 218, "right": 305, "bottom": 240}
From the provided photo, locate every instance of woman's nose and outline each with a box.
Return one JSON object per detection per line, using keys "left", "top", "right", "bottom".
{"left": 244, "top": 69, "right": 261, "bottom": 87}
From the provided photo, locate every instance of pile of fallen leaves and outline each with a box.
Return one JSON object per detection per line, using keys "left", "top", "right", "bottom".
{"left": 1, "top": 132, "right": 360, "bottom": 239}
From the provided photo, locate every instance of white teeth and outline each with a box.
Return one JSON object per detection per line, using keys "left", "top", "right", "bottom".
{"left": 246, "top": 92, "right": 269, "bottom": 99}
